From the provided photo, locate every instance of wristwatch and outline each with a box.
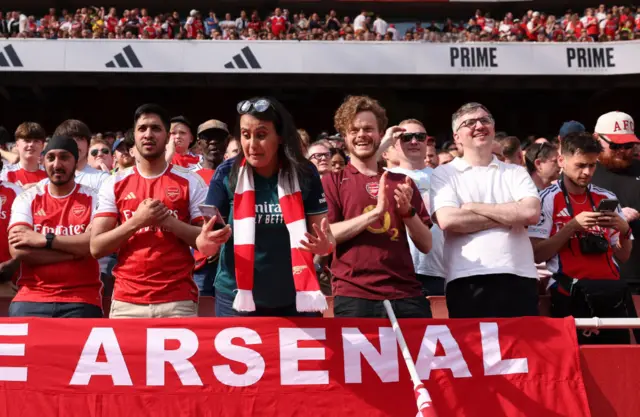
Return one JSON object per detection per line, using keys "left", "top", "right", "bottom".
{"left": 45, "top": 233, "right": 55, "bottom": 249}
{"left": 402, "top": 207, "right": 417, "bottom": 219}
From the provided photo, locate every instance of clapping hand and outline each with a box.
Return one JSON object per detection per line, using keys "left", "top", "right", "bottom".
{"left": 300, "top": 217, "right": 336, "bottom": 256}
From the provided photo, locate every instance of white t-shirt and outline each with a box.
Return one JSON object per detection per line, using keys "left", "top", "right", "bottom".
{"left": 387, "top": 167, "right": 445, "bottom": 278}
{"left": 429, "top": 156, "right": 539, "bottom": 282}
{"left": 373, "top": 18, "right": 387, "bottom": 35}
{"left": 353, "top": 14, "right": 366, "bottom": 32}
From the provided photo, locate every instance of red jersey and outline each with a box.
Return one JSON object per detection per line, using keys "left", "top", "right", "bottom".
{"left": 528, "top": 183, "right": 628, "bottom": 280}
{"left": 0, "top": 163, "right": 48, "bottom": 188}
{"left": 8, "top": 183, "right": 102, "bottom": 306}
{"left": 94, "top": 165, "right": 207, "bottom": 304}
{"left": 476, "top": 17, "right": 486, "bottom": 29}
{"left": 322, "top": 164, "right": 429, "bottom": 300}
{"left": 0, "top": 181, "right": 22, "bottom": 266}
{"left": 585, "top": 16, "right": 599, "bottom": 35}
{"left": 194, "top": 168, "right": 215, "bottom": 271}
{"left": 270, "top": 16, "right": 287, "bottom": 35}
{"left": 604, "top": 19, "right": 618, "bottom": 37}
{"left": 143, "top": 25, "right": 156, "bottom": 38}
{"left": 171, "top": 152, "right": 201, "bottom": 170}
{"left": 106, "top": 16, "right": 118, "bottom": 33}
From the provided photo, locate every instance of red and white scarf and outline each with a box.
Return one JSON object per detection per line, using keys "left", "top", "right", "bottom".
{"left": 232, "top": 159, "right": 327, "bottom": 313}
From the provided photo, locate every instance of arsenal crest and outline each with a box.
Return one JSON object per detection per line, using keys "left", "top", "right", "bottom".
{"left": 365, "top": 182, "right": 379, "bottom": 200}
{"left": 165, "top": 186, "right": 180, "bottom": 202}
{"left": 72, "top": 205, "right": 86, "bottom": 217}
{"left": 0, "top": 195, "right": 6, "bottom": 206}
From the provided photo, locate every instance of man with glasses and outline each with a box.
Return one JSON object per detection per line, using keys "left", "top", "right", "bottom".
{"left": 430, "top": 102, "right": 541, "bottom": 318}
{"left": 591, "top": 111, "right": 640, "bottom": 292}
{"left": 307, "top": 140, "right": 332, "bottom": 176}
{"left": 525, "top": 141, "right": 561, "bottom": 191}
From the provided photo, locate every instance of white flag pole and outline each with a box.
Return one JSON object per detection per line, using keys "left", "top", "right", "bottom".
{"left": 383, "top": 300, "right": 439, "bottom": 417}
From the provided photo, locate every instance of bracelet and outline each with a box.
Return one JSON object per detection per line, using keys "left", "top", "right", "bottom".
{"left": 623, "top": 227, "right": 633, "bottom": 240}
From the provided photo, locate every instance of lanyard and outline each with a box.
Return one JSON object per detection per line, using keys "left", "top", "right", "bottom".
{"left": 558, "top": 176, "right": 596, "bottom": 218}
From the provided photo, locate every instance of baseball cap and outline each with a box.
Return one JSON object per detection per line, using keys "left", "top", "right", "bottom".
{"left": 112, "top": 137, "right": 130, "bottom": 153}
{"left": 558, "top": 121, "right": 585, "bottom": 139}
{"left": 594, "top": 111, "right": 639, "bottom": 144}
{"left": 171, "top": 116, "right": 196, "bottom": 146}
{"left": 197, "top": 119, "right": 229, "bottom": 137}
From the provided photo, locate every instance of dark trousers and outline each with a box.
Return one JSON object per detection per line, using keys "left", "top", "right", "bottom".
{"left": 446, "top": 274, "right": 539, "bottom": 318}
{"left": 194, "top": 262, "right": 216, "bottom": 297}
{"left": 215, "top": 291, "right": 320, "bottom": 318}
{"left": 549, "top": 284, "right": 633, "bottom": 345}
{"left": 333, "top": 295, "right": 432, "bottom": 318}
{"left": 416, "top": 274, "right": 446, "bottom": 297}
{"left": 9, "top": 301, "right": 103, "bottom": 318}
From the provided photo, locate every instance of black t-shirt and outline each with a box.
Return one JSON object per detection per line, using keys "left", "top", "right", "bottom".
{"left": 592, "top": 161, "right": 640, "bottom": 285}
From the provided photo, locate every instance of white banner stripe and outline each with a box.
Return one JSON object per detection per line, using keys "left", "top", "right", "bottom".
{"left": 234, "top": 217, "right": 255, "bottom": 245}
{"left": 0, "top": 323, "right": 28, "bottom": 336}
{"left": 0, "top": 343, "right": 25, "bottom": 356}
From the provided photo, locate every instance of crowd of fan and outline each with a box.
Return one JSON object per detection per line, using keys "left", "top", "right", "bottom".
{"left": 1, "top": 5, "right": 639, "bottom": 42}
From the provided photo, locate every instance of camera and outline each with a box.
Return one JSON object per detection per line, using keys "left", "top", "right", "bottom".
{"left": 578, "top": 233, "right": 609, "bottom": 255}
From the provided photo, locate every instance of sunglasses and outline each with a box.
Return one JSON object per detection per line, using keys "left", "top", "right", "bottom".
{"left": 532, "top": 142, "right": 552, "bottom": 161}
{"left": 90, "top": 148, "right": 110, "bottom": 157}
{"left": 237, "top": 98, "right": 273, "bottom": 115}
{"left": 456, "top": 116, "right": 494, "bottom": 132}
{"left": 599, "top": 134, "right": 636, "bottom": 151}
{"left": 400, "top": 132, "right": 428, "bottom": 143}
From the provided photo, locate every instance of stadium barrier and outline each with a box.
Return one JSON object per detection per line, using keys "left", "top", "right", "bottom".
{"left": 0, "top": 39, "right": 638, "bottom": 75}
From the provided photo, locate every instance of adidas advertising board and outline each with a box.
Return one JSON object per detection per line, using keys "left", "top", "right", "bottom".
{"left": 0, "top": 39, "right": 639, "bottom": 75}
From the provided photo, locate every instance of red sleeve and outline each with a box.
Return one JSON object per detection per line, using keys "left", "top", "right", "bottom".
{"left": 410, "top": 179, "right": 431, "bottom": 227}
{"left": 321, "top": 173, "right": 343, "bottom": 223}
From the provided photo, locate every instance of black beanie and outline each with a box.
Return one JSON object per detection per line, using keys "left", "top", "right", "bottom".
{"left": 43, "top": 135, "right": 79, "bottom": 162}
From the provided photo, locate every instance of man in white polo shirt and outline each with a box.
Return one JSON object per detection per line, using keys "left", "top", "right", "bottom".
{"left": 430, "top": 102, "right": 541, "bottom": 318}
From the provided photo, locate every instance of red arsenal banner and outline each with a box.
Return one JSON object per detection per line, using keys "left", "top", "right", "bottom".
{"left": 0, "top": 317, "right": 591, "bottom": 417}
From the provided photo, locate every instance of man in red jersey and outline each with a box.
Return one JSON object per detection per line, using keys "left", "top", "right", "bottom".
{"left": 529, "top": 132, "right": 634, "bottom": 344}
{"left": 0, "top": 122, "right": 47, "bottom": 189}
{"left": 322, "top": 96, "right": 432, "bottom": 318}
{"left": 90, "top": 104, "right": 207, "bottom": 318}
{"left": 7, "top": 136, "right": 102, "bottom": 318}
{"left": 0, "top": 160, "right": 22, "bottom": 297}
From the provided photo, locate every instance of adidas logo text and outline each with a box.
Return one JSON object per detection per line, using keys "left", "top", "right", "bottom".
{"left": 124, "top": 192, "right": 137, "bottom": 200}
{"left": 224, "top": 47, "right": 261, "bottom": 70}
{"left": 0, "top": 45, "right": 23, "bottom": 68}
{"left": 105, "top": 45, "right": 142, "bottom": 69}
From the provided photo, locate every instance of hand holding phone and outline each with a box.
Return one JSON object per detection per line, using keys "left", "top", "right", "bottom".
{"left": 199, "top": 204, "right": 226, "bottom": 230}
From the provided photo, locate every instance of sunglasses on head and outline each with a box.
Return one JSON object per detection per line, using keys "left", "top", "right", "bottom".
{"left": 400, "top": 132, "right": 428, "bottom": 143}
{"left": 599, "top": 134, "right": 636, "bottom": 151}
{"left": 532, "top": 141, "right": 552, "bottom": 161}
{"left": 90, "top": 148, "right": 110, "bottom": 157}
{"left": 237, "top": 98, "right": 273, "bottom": 115}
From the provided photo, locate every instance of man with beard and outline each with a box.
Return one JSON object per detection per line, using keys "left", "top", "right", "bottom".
{"left": 195, "top": 119, "right": 230, "bottom": 183}
{"left": 590, "top": 111, "right": 640, "bottom": 291}
{"left": 50, "top": 120, "right": 110, "bottom": 191}
{"left": 430, "top": 102, "right": 540, "bottom": 318}
{"left": 7, "top": 136, "right": 103, "bottom": 318}
{"left": 385, "top": 119, "right": 445, "bottom": 296}
{"left": 111, "top": 133, "right": 135, "bottom": 172}
{"left": 191, "top": 119, "right": 229, "bottom": 296}
{"left": 322, "top": 96, "right": 432, "bottom": 318}
{"left": 90, "top": 104, "right": 208, "bottom": 318}
{"left": 529, "top": 132, "right": 634, "bottom": 344}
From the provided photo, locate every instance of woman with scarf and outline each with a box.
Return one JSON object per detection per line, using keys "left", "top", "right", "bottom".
{"left": 196, "top": 97, "right": 334, "bottom": 317}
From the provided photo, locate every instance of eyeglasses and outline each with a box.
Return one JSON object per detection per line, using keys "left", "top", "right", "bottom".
{"left": 599, "top": 134, "right": 636, "bottom": 151}
{"left": 237, "top": 98, "right": 273, "bottom": 115}
{"left": 400, "top": 132, "right": 428, "bottom": 143}
{"left": 456, "top": 116, "right": 494, "bottom": 132}
{"left": 309, "top": 152, "right": 331, "bottom": 161}
{"left": 90, "top": 148, "right": 110, "bottom": 157}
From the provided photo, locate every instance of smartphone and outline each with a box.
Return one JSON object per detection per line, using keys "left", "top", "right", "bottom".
{"left": 597, "top": 199, "right": 619, "bottom": 213}
{"left": 198, "top": 204, "right": 226, "bottom": 229}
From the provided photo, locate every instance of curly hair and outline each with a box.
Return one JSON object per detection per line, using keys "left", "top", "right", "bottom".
{"left": 334, "top": 95, "right": 388, "bottom": 138}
